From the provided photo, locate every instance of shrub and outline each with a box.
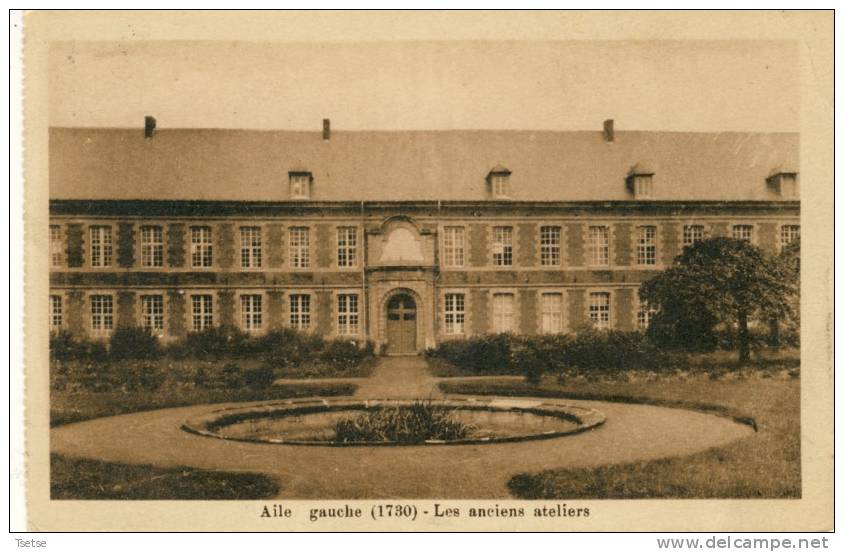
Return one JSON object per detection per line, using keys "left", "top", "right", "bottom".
{"left": 243, "top": 365, "right": 277, "bottom": 389}
{"left": 646, "top": 310, "right": 720, "bottom": 353}
{"left": 427, "top": 331, "right": 673, "bottom": 378}
{"left": 220, "top": 362, "right": 243, "bottom": 389}
{"left": 711, "top": 326, "right": 769, "bottom": 353}
{"left": 118, "top": 361, "right": 166, "bottom": 392}
{"left": 558, "top": 329, "right": 671, "bottom": 374}
{"left": 319, "top": 339, "right": 375, "bottom": 370}
{"left": 51, "top": 359, "right": 166, "bottom": 393}
{"left": 426, "top": 334, "right": 516, "bottom": 374}
{"left": 191, "top": 364, "right": 211, "bottom": 388}
{"left": 184, "top": 326, "right": 250, "bottom": 360}
{"left": 50, "top": 331, "right": 78, "bottom": 361}
{"left": 259, "top": 329, "right": 325, "bottom": 369}
{"left": 510, "top": 336, "right": 564, "bottom": 384}
{"left": 334, "top": 401, "right": 471, "bottom": 443}
{"left": 109, "top": 327, "right": 162, "bottom": 360}
{"left": 50, "top": 331, "right": 108, "bottom": 362}
{"left": 75, "top": 362, "right": 119, "bottom": 392}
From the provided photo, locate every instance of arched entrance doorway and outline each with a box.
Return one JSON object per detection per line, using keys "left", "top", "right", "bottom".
{"left": 386, "top": 293, "right": 417, "bottom": 354}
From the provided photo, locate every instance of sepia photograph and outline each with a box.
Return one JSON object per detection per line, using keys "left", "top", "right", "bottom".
{"left": 17, "top": 10, "right": 833, "bottom": 533}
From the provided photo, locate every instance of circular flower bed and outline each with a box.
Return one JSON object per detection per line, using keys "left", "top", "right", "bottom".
{"left": 182, "top": 397, "right": 606, "bottom": 446}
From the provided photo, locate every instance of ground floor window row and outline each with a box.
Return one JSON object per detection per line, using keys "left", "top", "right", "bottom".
{"left": 439, "top": 289, "right": 659, "bottom": 336}
{"left": 48, "top": 291, "right": 363, "bottom": 338}
{"left": 49, "top": 288, "right": 664, "bottom": 339}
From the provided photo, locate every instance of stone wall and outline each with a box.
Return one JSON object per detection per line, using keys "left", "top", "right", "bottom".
{"left": 117, "top": 223, "right": 136, "bottom": 268}
{"left": 167, "top": 223, "right": 185, "bottom": 267}
{"left": 566, "top": 223, "right": 584, "bottom": 267}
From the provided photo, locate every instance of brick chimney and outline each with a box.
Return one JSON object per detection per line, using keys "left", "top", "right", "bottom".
{"left": 603, "top": 119, "right": 614, "bottom": 143}
{"left": 144, "top": 116, "right": 156, "bottom": 139}
{"left": 323, "top": 118, "right": 330, "bottom": 140}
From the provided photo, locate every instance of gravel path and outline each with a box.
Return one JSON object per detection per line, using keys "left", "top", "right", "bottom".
{"left": 51, "top": 357, "right": 753, "bottom": 498}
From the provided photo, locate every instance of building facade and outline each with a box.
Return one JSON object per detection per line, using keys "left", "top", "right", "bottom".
{"left": 48, "top": 120, "right": 800, "bottom": 354}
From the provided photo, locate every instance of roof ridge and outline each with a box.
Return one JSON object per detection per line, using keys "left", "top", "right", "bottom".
{"left": 48, "top": 126, "right": 798, "bottom": 135}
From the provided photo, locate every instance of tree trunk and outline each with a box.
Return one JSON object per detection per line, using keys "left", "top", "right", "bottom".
{"left": 768, "top": 317, "right": 781, "bottom": 348}
{"left": 738, "top": 310, "right": 750, "bottom": 364}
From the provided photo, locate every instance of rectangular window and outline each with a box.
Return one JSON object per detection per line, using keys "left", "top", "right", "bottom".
{"left": 540, "top": 226, "right": 561, "bottom": 266}
{"left": 540, "top": 293, "right": 563, "bottom": 334}
{"left": 90, "top": 294, "right": 113, "bottom": 333}
{"left": 191, "top": 295, "right": 213, "bottom": 331}
{"left": 240, "top": 226, "right": 262, "bottom": 268}
{"left": 141, "top": 225, "right": 164, "bottom": 267}
{"left": 337, "top": 294, "right": 359, "bottom": 335}
{"left": 89, "top": 225, "right": 113, "bottom": 267}
{"left": 141, "top": 295, "right": 165, "bottom": 332}
{"left": 190, "top": 226, "right": 213, "bottom": 268}
{"left": 444, "top": 293, "right": 465, "bottom": 335}
{"left": 50, "top": 225, "right": 63, "bottom": 267}
{"left": 588, "top": 292, "right": 611, "bottom": 329}
{"left": 780, "top": 225, "right": 800, "bottom": 252}
{"left": 240, "top": 294, "right": 263, "bottom": 332}
{"left": 683, "top": 224, "right": 705, "bottom": 247}
{"left": 492, "top": 293, "right": 515, "bottom": 333}
{"left": 290, "top": 227, "right": 310, "bottom": 269}
{"left": 337, "top": 227, "right": 358, "bottom": 267}
{"left": 50, "top": 295, "right": 62, "bottom": 330}
{"left": 637, "top": 302, "right": 657, "bottom": 331}
{"left": 491, "top": 174, "right": 509, "bottom": 198}
{"left": 634, "top": 175, "right": 653, "bottom": 198}
{"left": 637, "top": 226, "right": 657, "bottom": 265}
{"left": 442, "top": 227, "right": 465, "bottom": 267}
{"left": 289, "top": 294, "right": 311, "bottom": 331}
{"left": 290, "top": 174, "right": 310, "bottom": 198}
{"left": 732, "top": 224, "right": 754, "bottom": 243}
{"left": 492, "top": 226, "right": 513, "bottom": 266}
{"left": 588, "top": 225, "right": 610, "bottom": 266}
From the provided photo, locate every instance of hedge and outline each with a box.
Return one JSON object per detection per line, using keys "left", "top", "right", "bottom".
{"left": 426, "top": 330, "right": 672, "bottom": 381}
{"left": 50, "top": 327, "right": 376, "bottom": 391}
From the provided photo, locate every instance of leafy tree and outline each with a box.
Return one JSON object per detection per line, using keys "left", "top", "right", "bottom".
{"left": 771, "top": 238, "right": 801, "bottom": 346}
{"left": 640, "top": 237, "right": 798, "bottom": 363}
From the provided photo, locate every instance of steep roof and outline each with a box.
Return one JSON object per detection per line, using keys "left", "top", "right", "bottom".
{"left": 49, "top": 128, "right": 798, "bottom": 202}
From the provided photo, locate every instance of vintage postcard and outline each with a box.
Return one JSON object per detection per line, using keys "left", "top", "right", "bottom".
{"left": 20, "top": 10, "right": 833, "bottom": 532}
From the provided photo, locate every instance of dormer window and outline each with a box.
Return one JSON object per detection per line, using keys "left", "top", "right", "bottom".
{"left": 487, "top": 165, "right": 511, "bottom": 199}
{"left": 289, "top": 171, "right": 312, "bottom": 199}
{"left": 626, "top": 164, "right": 655, "bottom": 199}
{"left": 767, "top": 171, "right": 799, "bottom": 198}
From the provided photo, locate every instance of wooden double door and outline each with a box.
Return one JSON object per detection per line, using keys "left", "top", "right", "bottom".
{"left": 386, "top": 294, "right": 417, "bottom": 354}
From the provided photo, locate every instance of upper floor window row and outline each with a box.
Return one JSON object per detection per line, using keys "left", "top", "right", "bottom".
{"left": 54, "top": 220, "right": 798, "bottom": 270}
{"left": 61, "top": 224, "right": 359, "bottom": 270}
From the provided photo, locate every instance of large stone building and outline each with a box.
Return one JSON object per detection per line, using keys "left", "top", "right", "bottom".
{"left": 48, "top": 119, "right": 800, "bottom": 354}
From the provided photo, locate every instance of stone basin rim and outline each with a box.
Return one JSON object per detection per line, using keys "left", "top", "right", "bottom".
{"left": 180, "top": 397, "right": 607, "bottom": 447}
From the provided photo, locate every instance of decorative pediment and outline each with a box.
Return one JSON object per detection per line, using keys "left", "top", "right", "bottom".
{"left": 380, "top": 227, "right": 424, "bottom": 263}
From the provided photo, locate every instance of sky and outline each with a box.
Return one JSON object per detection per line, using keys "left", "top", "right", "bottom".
{"left": 48, "top": 40, "right": 798, "bottom": 132}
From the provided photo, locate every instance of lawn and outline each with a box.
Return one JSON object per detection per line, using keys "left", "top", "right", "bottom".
{"left": 51, "top": 454, "right": 279, "bottom": 500}
{"left": 439, "top": 361, "right": 800, "bottom": 499}
{"left": 431, "top": 345, "right": 799, "bottom": 379}
{"left": 51, "top": 376, "right": 357, "bottom": 499}
{"left": 51, "top": 381, "right": 358, "bottom": 427}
